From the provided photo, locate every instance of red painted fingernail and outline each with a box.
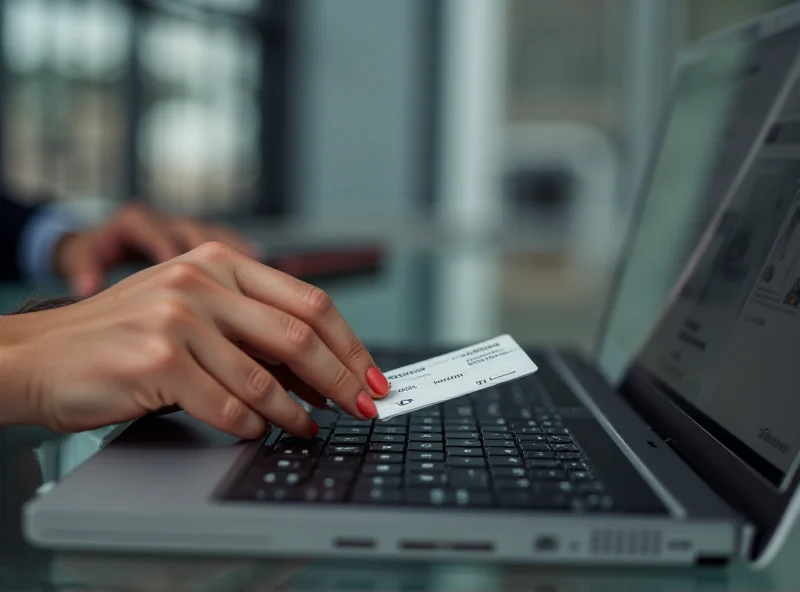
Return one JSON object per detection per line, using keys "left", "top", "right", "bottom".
{"left": 356, "top": 391, "right": 378, "bottom": 419}
{"left": 366, "top": 367, "right": 390, "bottom": 396}
{"left": 309, "top": 421, "right": 319, "bottom": 439}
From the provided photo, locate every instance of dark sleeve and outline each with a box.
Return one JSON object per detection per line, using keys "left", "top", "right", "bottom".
{"left": 0, "top": 193, "right": 39, "bottom": 281}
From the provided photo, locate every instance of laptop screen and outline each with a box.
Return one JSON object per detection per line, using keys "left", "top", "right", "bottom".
{"left": 629, "top": 30, "right": 800, "bottom": 488}
{"left": 597, "top": 17, "right": 800, "bottom": 383}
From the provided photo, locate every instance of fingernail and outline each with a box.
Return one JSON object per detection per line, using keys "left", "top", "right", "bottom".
{"left": 366, "top": 367, "right": 390, "bottom": 396}
{"left": 356, "top": 391, "right": 378, "bottom": 419}
{"left": 309, "top": 421, "right": 319, "bottom": 439}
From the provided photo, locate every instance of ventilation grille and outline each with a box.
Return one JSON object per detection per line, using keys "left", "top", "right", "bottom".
{"left": 589, "top": 529, "right": 663, "bottom": 557}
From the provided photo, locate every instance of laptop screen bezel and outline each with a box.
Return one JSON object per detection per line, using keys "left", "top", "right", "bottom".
{"left": 603, "top": 6, "right": 800, "bottom": 561}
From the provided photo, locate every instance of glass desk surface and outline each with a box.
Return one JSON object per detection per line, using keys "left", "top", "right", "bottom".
{"left": 1, "top": 244, "right": 800, "bottom": 591}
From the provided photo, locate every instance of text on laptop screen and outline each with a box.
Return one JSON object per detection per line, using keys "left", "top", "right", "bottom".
{"left": 634, "top": 44, "right": 800, "bottom": 486}
{"left": 599, "top": 23, "right": 800, "bottom": 382}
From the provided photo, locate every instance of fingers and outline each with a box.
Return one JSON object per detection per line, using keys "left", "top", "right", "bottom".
{"left": 271, "top": 365, "right": 330, "bottom": 411}
{"left": 186, "top": 323, "right": 317, "bottom": 437}
{"left": 59, "top": 241, "right": 105, "bottom": 298}
{"left": 204, "top": 248, "right": 389, "bottom": 399}
{"left": 113, "top": 206, "right": 182, "bottom": 263}
{"left": 209, "top": 290, "right": 377, "bottom": 420}
{"left": 174, "top": 366, "right": 268, "bottom": 440}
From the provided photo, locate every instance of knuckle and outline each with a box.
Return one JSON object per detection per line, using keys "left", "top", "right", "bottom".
{"left": 160, "top": 262, "right": 206, "bottom": 290}
{"left": 329, "top": 364, "right": 353, "bottom": 392}
{"left": 342, "top": 337, "right": 370, "bottom": 365}
{"left": 144, "top": 336, "right": 182, "bottom": 373}
{"left": 283, "top": 317, "right": 316, "bottom": 354}
{"left": 152, "top": 298, "right": 195, "bottom": 330}
{"left": 302, "top": 284, "right": 334, "bottom": 319}
{"left": 220, "top": 396, "right": 250, "bottom": 431}
{"left": 194, "top": 241, "right": 235, "bottom": 264}
{"left": 245, "top": 366, "right": 277, "bottom": 407}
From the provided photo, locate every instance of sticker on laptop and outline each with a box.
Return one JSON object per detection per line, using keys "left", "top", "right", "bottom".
{"left": 374, "top": 334, "right": 538, "bottom": 420}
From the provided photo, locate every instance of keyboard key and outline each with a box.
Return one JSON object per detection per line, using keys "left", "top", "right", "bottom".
{"left": 260, "top": 459, "right": 310, "bottom": 472}
{"left": 445, "top": 418, "right": 476, "bottom": 426}
{"left": 335, "top": 427, "right": 371, "bottom": 435}
{"left": 410, "top": 425, "right": 442, "bottom": 434}
{"left": 407, "top": 473, "right": 449, "bottom": 487}
{"left": 453, "top": 489, "right": 494, "bottom": 507}
{"left": 486, "top": 447, "right": 520, "bottom": 457}
{"left": 309, "top": 474, "right": 352, "bottom": 489}
{"left": 446, "top": 439, "right": 481, "bottom": 447}
{"left": 253, "top": 486, "right": 300, "bottom": 502}
{"left": 521, "top": 443, "right": 551, "bottom": 452}
{"left": 407, "top": 461, "right": 446, "bottom": 472}
{"left": 408, "top": 442, "right": 443, "bottom": 452}
{"left": 576, "top": 481, "right": 604, "bottom": 493}
{"left": 546, "top": 435, "right": 572, "bottom": 444}
{"left": 533, "top": 481, "right": 574, "bottom": 494}
{"left": 524, "top": 451, "right": 555, "bottom": 461}
{"left": 337, "top": 418, "right": 371, "bottom": 427}
{"left": 515, "top": 427, "right": 543, "bottom": 435}
{"left": 517, "top": 434, "right": 546, "bottom": 443}
{"left": 410, "top": 417, "right": 439, "bottom": 426}
{"left": 407, "top": 451, "right": 444, "bottom": 461}
{"left": 488, "top": 456, "right": 523, "bottom": 467}
{"left": 445, "top": 431, "right": 480, "bottom": 441}
{"left": 318, "top": 455, "right": 361, "bottom": 469}
{"left": 556, "top": 452, "right": 583, "bottom": 461}
{"left": 356, "top": 475, "right": 402, "bottom": 488}
{"left": 369, "top": 443, "right": 404, "bottom": 453}
{"left": 491, "top": 467, "right": 527, "bottom": 478}
{"left": 405, "top": 488, "right": 453, "bottom": 506}
{"left": 274, "top": 447, "right": 321, "bottom": 459}
{"left": 366, "top": 453, "right": 404, "bottom": 464}
{"left": 351, "top": 487, "right": 403, "bottom": 504}
{"left": 527, "top": 459, "right": 560, "bottom": 468}
{"left": 409, "top": 432, "right": 442, "bottom": 442}
{"left": 480, "top": 418, "right": 507, "bottom": 427}
{"left": 494, "top": 478, "right": 532, "bottom": 490}
{"left": 450, "top": 469, "right": 490, "bottom": 489}
{"left": 483, "top": 439, "right": 515, "bottom": 448}
{"left": 330, "top": 435, "right": 368, "bottom": 445}
{"left": 362, "top": 464, "right": 403, "bottom": 476}
{"left": 551, "top": 444, "right": 578, "bottom": 453}
{"left": 447, "top": 447, "right": 483, "bottom": 457}
{"left": 314, "top": 469, "right": 357, "bottom": 481}
{"left": 326, "top": 445, "right": 364, "bottom": 456}
{"left": 262, "top": 471, "right": 308, "bottom": 486}
{"left": 544, "top": 428, "right": 569, "bottom": 435}
{"left": 298, "top": 485, "right": 347, "bottom": 503}
{"left": 447, "top": 456, "right": 486, "bottom": 468}
{"left": 373, "top": 426, "right": 407, "bottom": 435}
{"left": 482, "top": 431, "right": 512, "bottom": 440}
{"left": 278, "top": 435, "right": 326, "bottom": 445}
{"left": 446, "top": 426, "right": 479, "bottom": 435}
{"left": 569, "top": 471, "right": 592, "bottom": 481}
{"left": 509, "top": 420, "right": 539, "bottom": 429}
{"left": 563, "top": 461, "right": 588, "bottom": 471}
{"left": 531, "top": 469, "right": 567, "bottom": 480}
{"left": 383, "top": 417, "right": 409, "bottom": 426}
{"left": 371, "top": 434, "right": 406, "bottom": 443}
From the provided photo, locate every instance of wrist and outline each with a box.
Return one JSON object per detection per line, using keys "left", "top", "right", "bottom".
{"left": 0, "top": 316, "right": 44, "bottom": 427}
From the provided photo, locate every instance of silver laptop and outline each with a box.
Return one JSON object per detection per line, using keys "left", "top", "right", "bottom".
{"left": 21, "top": 5, "right": 800, "bottom": 567}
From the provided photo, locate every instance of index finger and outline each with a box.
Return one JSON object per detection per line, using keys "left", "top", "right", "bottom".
{"left": 204, "top": 245, "right": 390, "bottom": 399}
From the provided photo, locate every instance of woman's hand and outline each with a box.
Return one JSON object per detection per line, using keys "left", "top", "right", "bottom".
{"left": 53, "top": 204, "right": 258, "bottom": 298}
{"left": 0, "top": 242, "right": 390, "bottom": 438}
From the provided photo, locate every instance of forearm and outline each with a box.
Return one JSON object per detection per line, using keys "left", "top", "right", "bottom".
{"left": 0, "top": 315, "right": 39, "bottom": 427}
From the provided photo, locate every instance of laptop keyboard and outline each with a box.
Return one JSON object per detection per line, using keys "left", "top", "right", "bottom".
{"left": 225, "top": 380, "right": 612, "bottom": 511}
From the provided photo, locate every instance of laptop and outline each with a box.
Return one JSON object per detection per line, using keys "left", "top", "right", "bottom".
{"left": 21, "top": 5, "right": 800, "bottom": 567}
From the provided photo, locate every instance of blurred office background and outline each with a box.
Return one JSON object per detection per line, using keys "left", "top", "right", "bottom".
{"left": 0, "top": 0, "right": 795, "bottom": 354}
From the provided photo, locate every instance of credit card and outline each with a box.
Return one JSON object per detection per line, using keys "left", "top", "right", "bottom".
{"left": 374, "top": 335, "right": 538, "bottom": 420}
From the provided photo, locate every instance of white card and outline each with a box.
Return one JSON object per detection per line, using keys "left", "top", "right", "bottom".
{"left": 374, "top": 335, "right": 538, "bottom": 420}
